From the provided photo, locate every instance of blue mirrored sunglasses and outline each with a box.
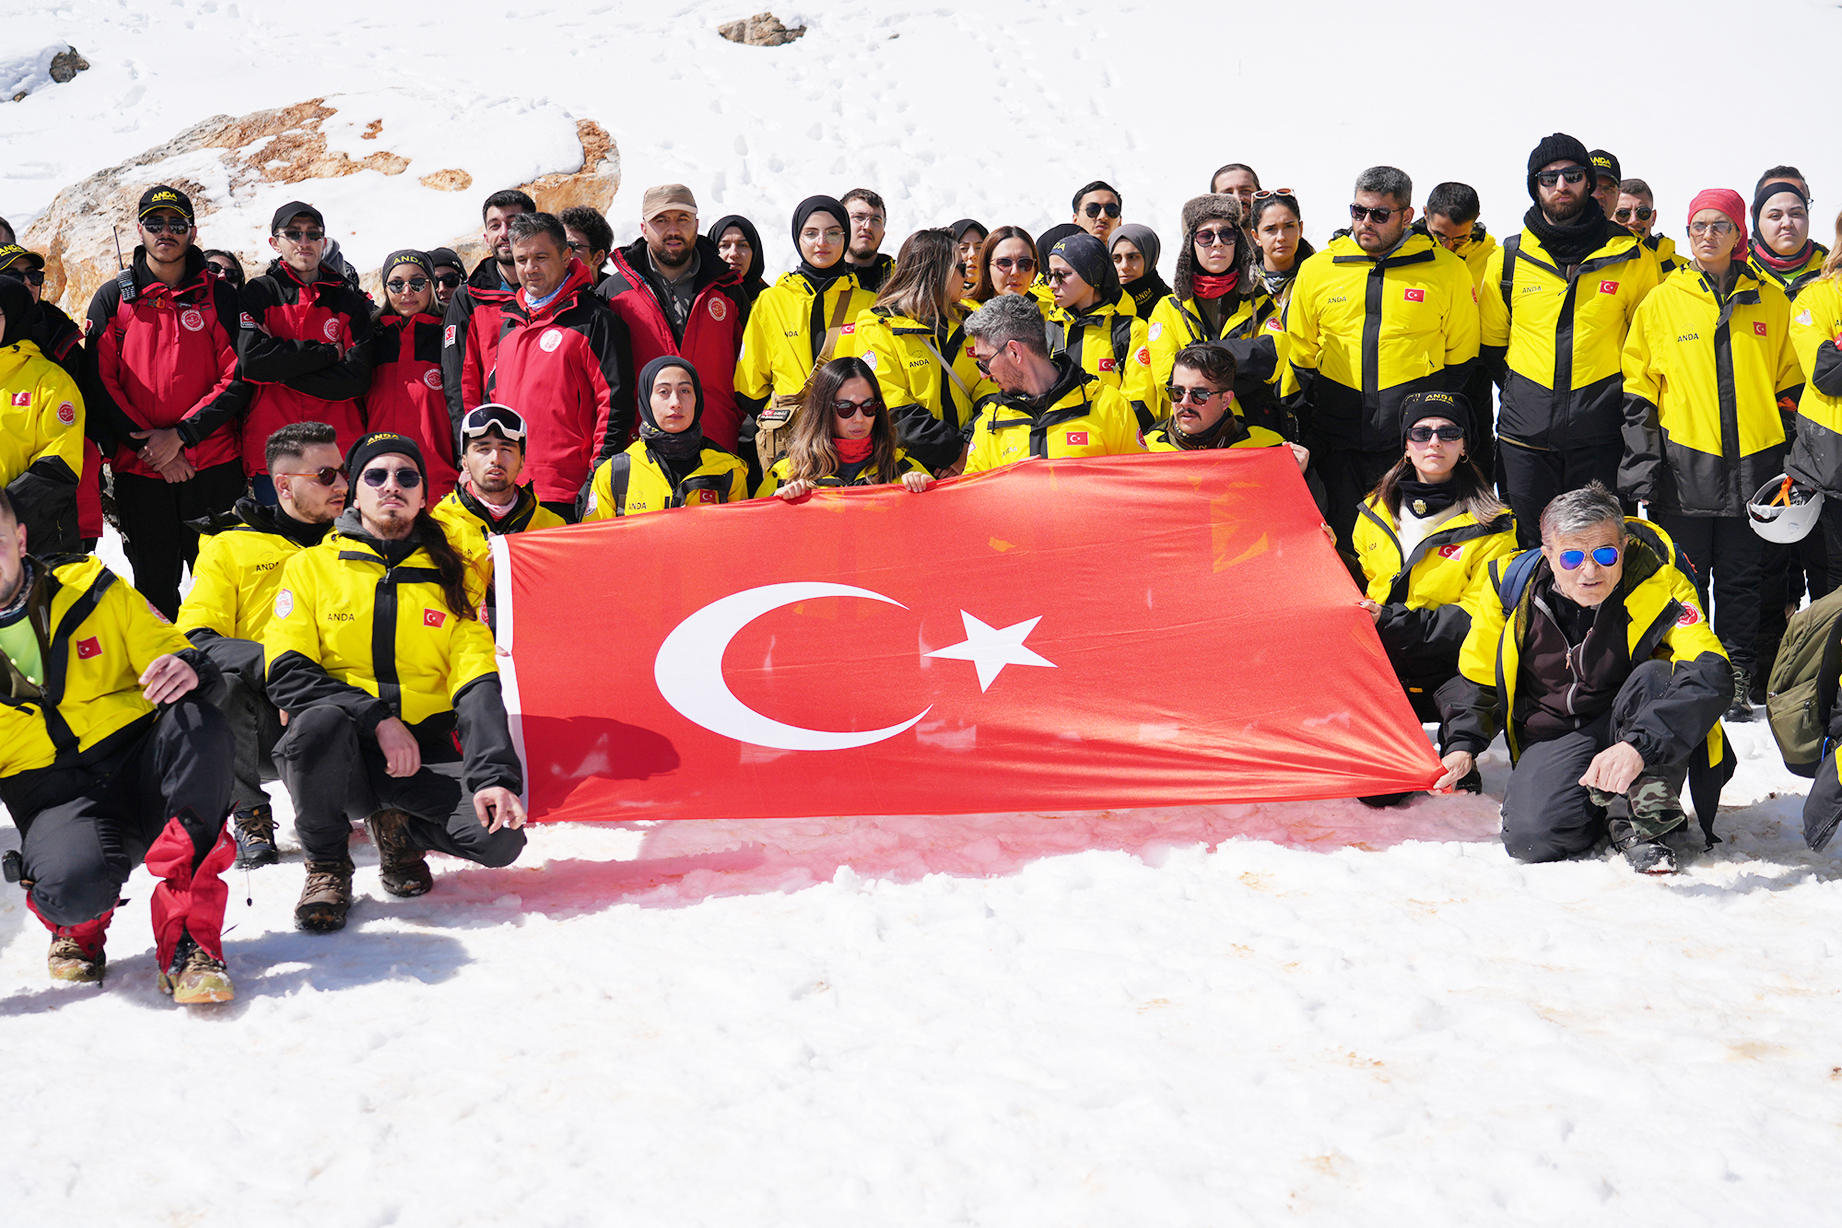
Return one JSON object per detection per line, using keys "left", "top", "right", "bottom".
{"left": 1558, "top": 545, "right": 1620, "bottom": 570}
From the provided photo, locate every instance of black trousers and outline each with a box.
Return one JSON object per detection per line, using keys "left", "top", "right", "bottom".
{"left": 10, "top": 698, "right": 232, "bottom": 926}
{"left": 1500, "top": 660, "right": 1688, "bottom": 863}
{"left": 1315, "top": 446, "right": 1398, "bottom": 555}
{"left": 1497, "top": 437, "right": 1622, "bottom": 549}
{"left": 194, "top": 636, "right": 283, "bottom": 813}
{"left": 113, "top": 461, "right": 246, "bottom": 622}
{"left": 1655, "top": 512, "right": 1763, "bottom": 674}
{"left": 273, "top": 706, "right": 526, "bottom": 868}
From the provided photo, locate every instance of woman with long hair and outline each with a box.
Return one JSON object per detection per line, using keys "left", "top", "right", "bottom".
{"left": 1353, "top": 392, "right": 1516, "bottom": 781}
{"left": 841, "top": 229, "right": 990, "bottom": 473}
{"left": 363, "top": 249, "right": 460, "bottom": 498}
{"left": 1249, "top": 191, "right": 1314, "bottom": 312}
{"left": 965, "top": 225, "right": 1041, "bottom": 306}
{"left": 1045, "top": 231, "right": 1158, "bottom": 430}
{"left": 580, "top": 356, "right": 749, "bottom": 518}
{"left": 758, "top": 356, "right": 932, "bottom": 497}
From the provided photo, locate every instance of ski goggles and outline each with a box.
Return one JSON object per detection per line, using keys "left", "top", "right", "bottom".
{"left": 461, "top": 404, "right": 528, "bottom": 443}
{"left": 1558, "top": 545, "right": 1620, "bottom": 570}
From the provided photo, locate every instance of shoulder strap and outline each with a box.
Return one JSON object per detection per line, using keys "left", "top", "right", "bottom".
{"left": 1497, "top": 547, "right": 1543, "bottom": 617}
{"left": 610, "top": 452, "right": 632, "bottom": 518}
{"left": 1818, "top": 612, "right": 1842, "bottom": 732}
{"left": 1498, "top": 234, "right": 1520, "bottom": 316}
{"left": 1110, "top": 314, "right": 1133, "bottom": 369}
{"left": 814, "top": 286, "right": 856, "bottom": 365}
{"left": 920, "top": 334, "right": 973, "bottom": 401}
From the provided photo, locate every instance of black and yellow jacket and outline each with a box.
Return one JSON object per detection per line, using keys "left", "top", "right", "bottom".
{"left": 1620, "top": 263, "right": 1801, "bottom": 517}
{"left": 1145, "top": 292, "right": 1285, "bottom": 431}
{"left": 1748, "top": 242, "right": 1829, "bottom": 301}
{"left": 837, "top": 305, "right": 991, "bottom": 471}
{"left": 1445, "top": 521, "right": 1729, "bottom": 774}
{"left": 1480, "top": 226, "right": 1659, "bottom": 448}
{"left": 756, "top": 447, "right": 929, "bottom": 496}
{"left": 1047, "top": 296, "right": 1158, "bottom": 430}
{"left": 430, "top": 481, "right": 565, "bottom": 620}
{"left": 177, "top": 498, "right": 333, "bottom": 690}
{"left": 580, "top": 438, "right": 750, "bottom": 518}
{"left": 1785, "top": 276, "right": 1842, "bottom": 497}
{"left": 963, "top": 355, "right": 1145, "bottom": 474}
{"left": 734, "top": 269, "right": 875, "bottom": 418}
{"left": 1353, "top": 496, "right": 1518, "bottom": 695}
{"left": 263, "top": 511, "right": 518, "bottom": 792}
{"left": 1644, "top": 233, "right": 1684, "bottom": 276}
{"left": 1143, "top": 416, "right": 1287, "bottom": 452}
{"left": 0, "top": 555, "right": 221, "bottom": 794}
{"left": 0, "top": 338, "right": 85, "bottom": 555}
{"left": 1284, "top": 232, "right": 1481, "bottom": 452}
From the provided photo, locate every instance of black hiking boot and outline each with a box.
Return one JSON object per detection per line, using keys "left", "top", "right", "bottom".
{"left": 233, "top": 802, "right": 279, "bottom": 869}
{"left": 365, "top": 809, "right": 432, "bottom": 898}
{"left": 1726, "top": 667, "right": 1755, "bottom": 723}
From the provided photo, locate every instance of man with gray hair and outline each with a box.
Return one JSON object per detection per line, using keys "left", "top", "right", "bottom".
{"left": 962, "top": 293, "right": 1143, "bottom": 473}
{"left": 1285, "top": 165, "right": 1480, "bottom": 554}
{"left": 1436, "top": 483, "right": 1734, "bottom": 873}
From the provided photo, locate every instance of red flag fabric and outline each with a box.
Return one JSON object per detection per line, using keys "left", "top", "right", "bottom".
{"left": 495, "top": 450, "right": 1443, "bottom": 822}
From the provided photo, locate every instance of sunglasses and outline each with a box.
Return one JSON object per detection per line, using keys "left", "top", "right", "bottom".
{"left": 360, "top": 466, "right": 422, "bottom": 489}
{"left": 1251, "top": 188, "right": 1296, "bottom": 200}
{"left": 1406, "top": 425, "right": 1465, "bottom": 443}
{"left": 1082, "top": 202, "right": 1122, "bottom": 219}
{"left": 1193, "top": 228, "right": 1237, "bottom": 248}
{"left": 434, "top": 273, "right": 463, "bottom": 290}
{"left": 992, "top": 256, "right": 1036, "bottom": 273}
{"left": 1688, "top": 220, "right": 1736, "bottom": 237}
{"left": 462, "top": 407, "right": 527, "bottom": 442}
{"left": 833, "top": 397, "right": 883, "bottom": 419}
{"left": 279, "top": 228, "right": 325, "bottom": 243}
{"left": 141, "top": 218, "right": 191, "bottom": 235}
{"left": 1534, "top": 167, "right": 1590, "bottom": 188}
{"left": 1613, "top": 206, "right": 1655, "bottom": 223}
{"left": 1164, "top": 386, "right": 1226, "bottom": 405}
{"left": 1350, "top": 204, "right": 1406, "bottom": 223}
{"left": 1, "top": 268, "right": 45, "bottom": 286}
{"left": 1047, "top": 269, "right": 1081, "bottom": 285}
{"left": 276, "top": 466, "right": 345, "bottom": 487}
{"left": 1558, "top": 545, "right": 1620, "bottom": 570}
{"left": 973, "top": 344, "right": 1011, "bottom": 375}
{"left": 385, "top": 276, "right": 430, "bottom": 294}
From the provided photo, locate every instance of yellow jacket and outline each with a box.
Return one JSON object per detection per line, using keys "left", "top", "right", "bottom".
{"left": 0, "top": 340, "right": 85, "bottom": 551}
{"left": 963, "top": 356, "right": 1145, "bottom": 474}
{"left": 581, "top": 439, "right": 750, "bottom": 518}
{"left": 1046, "top": 297, "right": 1158, "bottom": 429}
{"left": 756, "top": 447, "right": 928, "bottom": 496}
{"left": 1644, "top": 233, "right": 1683, "bottom": 276}
{"left": 178, "top": 501, "right": 328, "bottom": 642}
{"left": 1, "top": 556, "right": 195, "bottom": 778}
{"left": 838, "top": 305, "right": 991, "bottom": 470}
{"left": 1480, "top": 227, "right": 1659, "bottom": 447}
{"left": 1284, "top": 232, "right": 1481, "bottom": 451}
{"left": 735, "top": 270, "right": 875, "bottom": 409}
{"left": 1620, "top": 263, "right": 1800, "bottom": 516}
{"left": 1748, "top": 242, "right": 1829, "bottom": 300}
{"left": 1145, "top": 292, "right": 1285, "bottom": 426}
{"left": 1785, "top": 276, "right": 1842, "bottom": 496}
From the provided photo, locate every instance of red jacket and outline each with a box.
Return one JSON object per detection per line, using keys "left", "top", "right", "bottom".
{"left": 440, "top": 256, "right": 518, "bottom": 446}
{"left": 82, "top": 248, "right": 247, "bottom": 481}
{"left": 598, "top": 237, "right": 747, "bottom": 450}
{"left": 366, "top": 312, "right": 459, "bottom": 499}
{"left": 487, "top": 260, "right": 633, "bottom": 503}
{"left": 236, "top": 260, "right": 373, "bottom": 474}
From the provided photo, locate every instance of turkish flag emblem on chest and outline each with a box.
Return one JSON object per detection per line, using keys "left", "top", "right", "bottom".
{"left": 1403, "top": 288, "right": 1425, "bottom": 302}
{"left": 76, "top": 637, "right": 101, "bottom": 659}
{"left": 497, "top": 453, "right": 1441, "bottom": 822}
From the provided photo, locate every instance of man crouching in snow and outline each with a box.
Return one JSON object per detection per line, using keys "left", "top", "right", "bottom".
{"left": 1434, "top": 483, "right": 1733, "bottom": 874}
{"left": 0, "top": 488, "right": 238, "bottom": 1002}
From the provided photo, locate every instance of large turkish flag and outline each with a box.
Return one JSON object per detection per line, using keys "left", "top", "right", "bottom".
{"left": 494, "top": 450, "right": 1444, "bottom": 821}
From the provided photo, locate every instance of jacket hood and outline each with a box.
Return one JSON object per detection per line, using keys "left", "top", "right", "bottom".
{"left": 1174, "top": 194, "right": 1254, "bottom": 304}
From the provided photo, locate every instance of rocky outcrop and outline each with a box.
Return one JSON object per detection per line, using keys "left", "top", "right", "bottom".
{"left": 718, "top": 13, "right": 807, "bottom": 46}
{"left": 21, "top": 93, "right": 619, "bottom": 314}
{"left": 6, "top": 45, "right": 90, "bottom": 102}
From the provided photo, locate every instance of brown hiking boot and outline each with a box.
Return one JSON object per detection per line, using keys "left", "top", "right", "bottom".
{"left": 296, "top": 857, "right": 355, "bottom": 932}
{"left": 48, "top": 935, "right": 105, "bottom": 983}
{"left": 366, "top": 809, "right": 432, "bottom": 898}
{"left": 158, "top": 932, "right": 235, "bottom": 1004}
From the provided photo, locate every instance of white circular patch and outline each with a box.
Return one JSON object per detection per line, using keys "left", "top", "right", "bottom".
{"left": 274, "top": 588, "right": 294, "bottom": 620}
{"left": 540, "top": 328, "right": 564, "bottom": 353}
{"left": 863, "top": 351, "right": 878, "bottom": 370}
{"left": 1147, "top": 321, "right": 1163, "bottom": 342}
{"left": 322, "top": 319, "right": 342, "bottom": 342}
{"left": 708, "top": 297, "right": 727, "bottom": 322}
{"left": 422, "top": 368, "right": 443, "bottom": 390}
{"left": 179, "top": 308, "right": 205, "bottom": 332}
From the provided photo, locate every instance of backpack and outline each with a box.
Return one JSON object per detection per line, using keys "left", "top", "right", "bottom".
{"left": 1765, "top": 585, "right": 1842, "bottom": 777}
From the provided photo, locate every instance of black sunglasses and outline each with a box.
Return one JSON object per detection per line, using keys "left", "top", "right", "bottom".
{"left": 1, "top": 268, "right": 45, "bottom": 286}
{"left": 279, "top": 228, "right": 325, "bottom": 242}
{"left": 1082, "top": 202, "right": 1122, "bottom": 219}
{"left": 1350, "top": 204, "right": 1406, "bottom": 223}
{"left": 141, "top": 219, "right": 190, "bottom": 235}
{"left": 992, "top": 256, "right": 1036, "bottom": 272}
{"left": 275, "top": 466, "right": 345, "bottom": 487}
{"left": 433, "top": 273, "right": 463, "bottom": 290}
{"left": 1406, "top": 425, "right": 1466, "bottom": 443}
{"left": 1193, "top": 228, "right": 1238, "bottom": 248}
{"left": 360, "top": 466, "right": 422, "bottom": 489}
{"left": 1534, "top": 167, "right": 1590, "bottom": 188}
{"left": 1613, "top": 207, "right": 1655, "bottom": 223}
{"left": 385, "top": 277, "right": 430, "bottom": 294}
{"left": 833, "top": 397, "right": 884, "bottom": 419}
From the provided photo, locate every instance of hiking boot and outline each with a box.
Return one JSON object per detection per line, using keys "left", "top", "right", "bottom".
{"left": 296, "top": 857, "right": 355, "bottom": 932}
{"left": 158, "top": 931, "right": 235, "bottom": 1004}
{"left": 1727, "top": 667, "right": 1755, "bottom": 723}
{"left": 233, "top": 802, "right": 279, "bottom": 869}
{"left": 365, "top": 809, "right": 432, "bottom": 898}
{"left": 48, "top": 934, "right": 105, "bottom": 983}
{"left": 1624, "top": 839, "right": 1678, "bottom": 875}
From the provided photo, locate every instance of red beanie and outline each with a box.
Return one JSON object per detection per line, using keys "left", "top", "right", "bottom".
{"left": 1687, "top": 188, "right": 1748, "bottom": 253}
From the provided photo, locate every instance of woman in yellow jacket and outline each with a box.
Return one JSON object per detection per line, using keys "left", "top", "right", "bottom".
{"left": 1045, "top": 231, "right": 1158, "bottom": 431}
{"left": 1620, "top": 189, "right": 1803, "bottom": 719}
{"left": 757, "top": 357, "right": 933, "bottom": 498}
{"left": 964, "top": 225, "right": 1045, "bottom": 313}
{"left": 837, "top": 229, "right": 991, "bottom": 473}
{"left": 1147, "top": 195, "right": 1283, "bottom": 436}
{"left": 582, "top": 356, "right": 749, "bottom": 519}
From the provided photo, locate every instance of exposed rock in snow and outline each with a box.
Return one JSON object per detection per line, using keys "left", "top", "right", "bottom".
{"left": 718, "top": 12, "right": 808, "bottom": 46}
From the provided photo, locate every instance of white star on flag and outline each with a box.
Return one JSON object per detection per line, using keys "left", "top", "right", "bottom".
{"left": 925, "top": 612, "right": 1056, "bottom": 692}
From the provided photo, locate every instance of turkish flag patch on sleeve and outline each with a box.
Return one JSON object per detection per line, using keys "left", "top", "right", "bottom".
{"left": 1755, "top": 322, "right": 1769, "bottom": 336}
{"left": 10, "top": 392, "right": 28, "bottom": 407}
{"left": 1404, "top": 288, "right": 1425, "bottom": 302}
{"left": 423, "top": 609, "right": 447, "bottom": 628}
{"left": 1066, "top": 431, "right": 1090, "bottom": 445}
{"left": 76, "top": 637, "right": 101, "bottom": 659}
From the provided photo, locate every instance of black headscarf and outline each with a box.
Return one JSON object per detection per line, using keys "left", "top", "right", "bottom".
{"left": 949, "top": 218, "right": 987, "bottom": 245}
{"left": 707, "top": 214, "right": 768, "bottom": 300}
{"left": 636, "top": 355, "right": 707, "bottom": 480}
{"left": 1050, "top": 232, "right": 1122, "bottom": 317}
{"left": 790, "top": 195, "right": 849, "bottom": 288}
{"left": 0, "top": 278, "right": 31, "bottom": 348}
{"left": 1109, "top": 224, "right": 1171, "bottom": 317}
{"left": 1035, "top": 223, "right": 1084, "bottom": 273}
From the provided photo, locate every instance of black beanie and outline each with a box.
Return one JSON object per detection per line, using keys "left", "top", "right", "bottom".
{"left": 382, "top": 249, "right": 433, "bottom": 279}
{"left": 1753, "top": 180, "right": 1809, "bottom": 230}
{"left": 1526, "top": 133, "right": 1593, "bottom": 200}
{"left": 1035, "top": 223, "right": 1084, "bottom": 271}
{"left": 346, "top": 431, "right": 427, "bottom": 484}
{"left": 1402, "top": 391, "right": 1473, "bottom": 443}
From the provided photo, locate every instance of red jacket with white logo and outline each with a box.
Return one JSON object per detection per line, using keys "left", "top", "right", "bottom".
{"left": 236, "top": 260, "right": 374, "bottom": 474}
{"left": 597, "top": 237, "right": 747, "bottom": 451}
{"left": 487, "top": 260, "right": 633, "bottom": 504}
{"left": 365, "top": 311, "right": 459, "bottom": 499}
{"left": 440, "top": 257, "right": 517, "bottom": 446}
{"left": 82, "top": 248, "right": 247, "bottom": 480}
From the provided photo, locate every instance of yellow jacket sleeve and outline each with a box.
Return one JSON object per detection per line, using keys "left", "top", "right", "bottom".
{"left": 446, "top": 614, "right": 501, "bottom": 700}
{"left": 735, "top": 298, "right": 776, "bottom": 403}
{"left": 1456, "top": 565, "right": 1508, "bottom": 687}
{"left": 963, "top": 412, "right": 1001, "bottom": 475}
{"left": 1478, "top": 244, "right": 1509, "bottom": 348}
{"left": 725, "top": 458, "right": 750, "bottom": 503}
{"left": 1442, "top": 260, "right": 1482, "bottom": 369}
{"left": 108, "top": 572, "right": 192, "bottom": 676}
{"left": 580, "top": 457, "right": 617, "bottom": 521}
{"left": 176, "top": 533, "right": 241, "bottom": 638}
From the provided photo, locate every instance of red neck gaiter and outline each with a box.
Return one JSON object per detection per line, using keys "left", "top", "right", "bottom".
{"left": 835, "top": 436, "right": 874, "bottom": 463}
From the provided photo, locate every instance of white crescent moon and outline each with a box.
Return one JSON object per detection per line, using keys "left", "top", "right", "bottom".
{"left": 654, "top": 582, "right": 932, "bottom": 751}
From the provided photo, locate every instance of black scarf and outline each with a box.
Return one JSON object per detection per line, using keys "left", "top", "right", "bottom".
{"left": 1396, "top": 477, "right": 1458, "bottom": 519}
{"left": 1166, "top": 411, "right": 1246, "bottom": 450}
{"left": 1124, "top": 272, "right": 1172, "bottom": 319}
{"left": 1524, "top": 200, "right": 1617, "bottom": 267}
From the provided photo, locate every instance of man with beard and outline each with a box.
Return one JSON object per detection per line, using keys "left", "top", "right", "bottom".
{"left": 1480, "top": 134, "right": 1658, "bottom": 546}
{"left": 842, "top": 188, "right": 893, "bottom": 293}
{"left": 429, "top": 403, "right": 563, "bottom": 628}
{"left": 441, "top": 189, "right": 533, "bottom": 440}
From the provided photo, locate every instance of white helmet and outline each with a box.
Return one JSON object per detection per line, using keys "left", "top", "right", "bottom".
{"left": 1748, "top": 474, "right": 1824, "bottom": 543}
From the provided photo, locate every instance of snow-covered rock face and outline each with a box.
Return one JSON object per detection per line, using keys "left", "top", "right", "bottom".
{"left": 1, "top": 45, "right": 87, "bottom": 103}
{"left": 20, "top": 87, "right": 618, "bottom": 313}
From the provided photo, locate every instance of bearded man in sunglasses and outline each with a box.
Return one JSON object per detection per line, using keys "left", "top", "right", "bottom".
{"left": 1437, "top": 483, "right": 1734, "bottom": 875}
{"left": 178, "top": 421, "right": 349, "bottom": 868}
{"left": 266, "top": 431, "right": 526, "bottom": 932}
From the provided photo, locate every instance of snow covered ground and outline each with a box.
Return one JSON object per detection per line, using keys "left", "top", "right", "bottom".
{"left": 7, "top": 1, "right": 1842, "bottom": 1223}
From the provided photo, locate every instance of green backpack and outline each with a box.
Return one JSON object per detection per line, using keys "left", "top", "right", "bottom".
{"left": 1765, "top": 585, "right": 1842, "bottom": 777}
